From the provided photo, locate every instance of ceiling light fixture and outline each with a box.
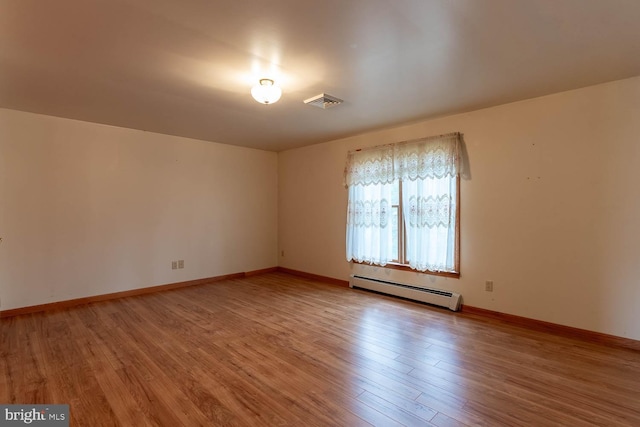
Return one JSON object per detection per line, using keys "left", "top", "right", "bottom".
{"left": 251, "top": 78, "right": 282, "bottom": 104}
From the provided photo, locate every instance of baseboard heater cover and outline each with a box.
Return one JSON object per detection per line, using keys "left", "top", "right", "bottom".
{"left": 349, "top": 275, "right": 461, "bottom": 311}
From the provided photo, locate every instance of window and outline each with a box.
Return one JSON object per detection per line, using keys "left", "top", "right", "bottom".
{"left": 344, "top": 133, "right": 461, "bottom": 275}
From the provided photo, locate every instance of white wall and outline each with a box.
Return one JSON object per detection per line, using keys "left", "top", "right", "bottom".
{"left": 278, "top": 76, "right": 640, "bottom": 340}
{"left": 0, "top": 109, "right": 278, "bottom": 311}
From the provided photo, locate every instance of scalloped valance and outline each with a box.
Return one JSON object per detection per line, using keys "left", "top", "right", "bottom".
{"left": 344, "top": 132, "right": 462, "bottom": 188}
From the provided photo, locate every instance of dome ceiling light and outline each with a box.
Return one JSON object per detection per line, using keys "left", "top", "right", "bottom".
{"left": 251, "top": 78, "right": 282, "bottom": 105}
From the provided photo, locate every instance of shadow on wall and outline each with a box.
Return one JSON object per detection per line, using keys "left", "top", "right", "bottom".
{"left": 460, "top": 134, "right": 472, "bottom": 181}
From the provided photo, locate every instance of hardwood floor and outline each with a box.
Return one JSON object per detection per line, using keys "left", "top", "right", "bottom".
{"left": 1, "top": 272, "right": 639, "bottom": 426}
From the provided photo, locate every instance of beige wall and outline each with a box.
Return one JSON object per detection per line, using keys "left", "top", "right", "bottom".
{"left": 278, "top": 76, "right": 640, "bottom": 340}
{"left": 0, "top": 109, "right": 278, "bottom": 311}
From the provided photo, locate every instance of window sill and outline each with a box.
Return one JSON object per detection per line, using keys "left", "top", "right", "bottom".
{"left": 352, "top": 261, "right": 460, "bottom": 279}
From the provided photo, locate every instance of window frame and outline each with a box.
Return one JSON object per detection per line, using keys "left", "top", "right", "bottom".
{"left": 353, "top": 176, "right": 460, "bottom": 278}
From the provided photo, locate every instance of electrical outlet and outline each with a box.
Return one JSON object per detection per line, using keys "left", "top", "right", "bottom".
{"left": 485, "top": 280, "right": 494, "bottom": 292}
{"left": 178, "top": 260, "right": 184, "bottom": 269}
{"left": 171, "top": 261, "right": 177, "bottom": 270}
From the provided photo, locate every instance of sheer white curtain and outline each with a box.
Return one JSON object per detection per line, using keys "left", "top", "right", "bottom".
{"left": 346, "top": 182, "right": 394, "bottom": 265}
{"left": 345, "top": 133, "right": 461, "bottom": 272}
{"left": 396, "top": 133, "right": 460, "bottom": 273}
{"left": 345, "top": 146, "right": 395, "bottom": 265}
{"left": 402, "top": 176, "right": 457, "bottom": 272}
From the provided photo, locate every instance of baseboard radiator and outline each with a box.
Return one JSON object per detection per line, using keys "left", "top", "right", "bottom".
{"left": 349, "top": 274, "right": 462, "bottom": 311}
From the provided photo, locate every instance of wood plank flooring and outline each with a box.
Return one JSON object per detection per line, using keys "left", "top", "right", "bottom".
{"left": 1, "top": 272, "right": 639, "bottom": 426}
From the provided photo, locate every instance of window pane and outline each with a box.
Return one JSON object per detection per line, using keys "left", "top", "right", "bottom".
{"left": 391, "top": 180, "right": 399, "bottom": 205}
{"left": 391, "top": 205, "right": 398, "bottom": 261}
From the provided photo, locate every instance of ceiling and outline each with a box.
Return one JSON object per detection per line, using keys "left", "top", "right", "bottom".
{"left": 1, "top": 1, "right": 639, "bottom": 152}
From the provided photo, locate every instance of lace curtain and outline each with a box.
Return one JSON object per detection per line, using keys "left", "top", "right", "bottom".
{"left": 344, "top": 132, "right": 461, "bottom": 187}
{"left": 346, "top": 182, "right": 395, "bottom": 265}
{"left": 402, "top": 175, "right": 457, "bottom": 272}
{"left": 345, "top": 132, "right": 461, "bottom": 272}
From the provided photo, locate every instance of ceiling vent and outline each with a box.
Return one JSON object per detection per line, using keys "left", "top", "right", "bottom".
{"left": 303, "top": 93, "right": 343, "bottom": 109}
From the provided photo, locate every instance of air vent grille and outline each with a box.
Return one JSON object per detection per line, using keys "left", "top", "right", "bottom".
{"left": 303, "top": 93, "right": 343, "bottom": 109}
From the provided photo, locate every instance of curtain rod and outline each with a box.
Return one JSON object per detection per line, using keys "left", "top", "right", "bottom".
{"left": 351, "top": 132, "right": 461, "bottom": 153}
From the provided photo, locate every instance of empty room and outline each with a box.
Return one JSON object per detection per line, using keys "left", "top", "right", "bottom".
{"left": 1, "top": 1, "right": 640, "bottom": 426}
